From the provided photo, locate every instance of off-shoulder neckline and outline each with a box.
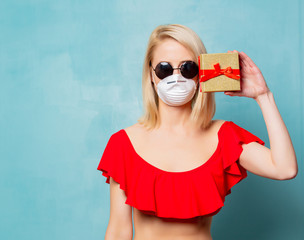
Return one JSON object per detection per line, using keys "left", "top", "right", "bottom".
{"left": 120, "top": 121, "right": 229, "bottom": 174}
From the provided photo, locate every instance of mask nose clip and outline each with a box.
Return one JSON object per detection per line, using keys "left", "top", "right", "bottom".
{"left": 167, "top": 80, "right": 176, "bottom": 84}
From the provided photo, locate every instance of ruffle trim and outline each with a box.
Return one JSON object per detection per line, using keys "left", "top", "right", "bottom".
{"left": 222, "top": 121, "right": 265, "bottom": 197}
{"left": 98, "top": 163, "right": 225, "bottom": 219}
{"left": 97, "top": 121, "right": 266, "bottom": 219}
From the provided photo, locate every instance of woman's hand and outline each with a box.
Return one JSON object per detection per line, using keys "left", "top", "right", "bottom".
{"left": 224, "top": 50, "right": 270, "bottom": 100}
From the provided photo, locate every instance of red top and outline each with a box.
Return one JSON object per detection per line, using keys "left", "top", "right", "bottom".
{"left": 97, "top": 121, "right": 265, "bottom": 219}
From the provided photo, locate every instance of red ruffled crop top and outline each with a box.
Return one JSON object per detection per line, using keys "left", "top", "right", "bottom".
{"left": 97, "top": 121, "right": 265, "bottom": 219}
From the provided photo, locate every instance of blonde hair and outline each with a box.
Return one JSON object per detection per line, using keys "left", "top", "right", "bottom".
{"left": 138, "top": 24, "right": 216, "bottom": 130}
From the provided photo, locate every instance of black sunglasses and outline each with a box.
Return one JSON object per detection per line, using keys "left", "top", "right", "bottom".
{"left": 150, "top": 61, "right": 199, "bottom": 80}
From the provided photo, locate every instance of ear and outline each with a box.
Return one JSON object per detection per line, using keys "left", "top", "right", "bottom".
{"left": 151, "top": 70, "right": 155, "bottom": 84}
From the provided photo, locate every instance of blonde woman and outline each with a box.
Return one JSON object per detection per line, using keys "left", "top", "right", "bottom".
{"left": 97, "top": 24, "right": 298, "bottom": 240}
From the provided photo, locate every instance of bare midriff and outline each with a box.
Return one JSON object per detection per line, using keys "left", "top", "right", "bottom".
{"left": 133, "top": 208, "right": 213, "bottom": 240}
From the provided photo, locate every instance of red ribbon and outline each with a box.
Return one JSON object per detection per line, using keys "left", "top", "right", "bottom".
{"left": 199, "top": 63, "right": 240, "bottom": 84}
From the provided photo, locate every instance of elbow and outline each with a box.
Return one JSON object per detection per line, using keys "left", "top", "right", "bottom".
{"left": 287, "top": 167, "right": 298, "bottom": 179}
{"left": 278, "top": 166, "right": 298, "bottom": 180}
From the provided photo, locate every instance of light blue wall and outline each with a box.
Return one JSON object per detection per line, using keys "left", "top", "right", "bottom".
{"left": 1, "top": 0, "right": 303, "bottom": 239}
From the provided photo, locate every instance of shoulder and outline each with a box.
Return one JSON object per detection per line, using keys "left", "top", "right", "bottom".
{"left": 123, "top": 122, "right": 146, "bottom": 139}
{"left": 213, "top": 119, "right": 227, "bottom": 127}
{"left": 124, "top": 122, "right": 144, "bottom": 133}
{"left": 124, "top": 122, "right": 143, "bottom": 132}
{"left": 209, "top": 119, "right": 228, "bottom": 133}
{"left": 109, "top": 123, "right": 143, "bottom": 139}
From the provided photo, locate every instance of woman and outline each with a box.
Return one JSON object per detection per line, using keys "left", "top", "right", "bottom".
{"left": 97, "top": 24, "right": 298, "bottom": 240}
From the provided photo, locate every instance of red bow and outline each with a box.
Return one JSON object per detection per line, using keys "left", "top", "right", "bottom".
{"left": 199, "top": 63, "right": 240, "bottom": 83}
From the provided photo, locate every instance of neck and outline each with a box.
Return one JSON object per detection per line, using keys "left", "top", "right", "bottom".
{"left": 157, "top": 100, "right": 197, "bottom": 133}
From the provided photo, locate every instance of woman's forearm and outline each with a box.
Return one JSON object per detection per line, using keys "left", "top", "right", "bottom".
{"left": 255, "top": 91, "right": 298, "bottom": 177}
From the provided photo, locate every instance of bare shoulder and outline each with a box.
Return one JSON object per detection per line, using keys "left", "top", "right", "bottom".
{"left": 210, "top": 119, "right": 227, "bottom": 133}
{"left": 124, "top": 122, "right": 146, "bottom": 137}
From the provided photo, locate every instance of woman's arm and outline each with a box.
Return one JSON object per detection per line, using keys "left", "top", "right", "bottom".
{"left": 105, "top": 177, "right": 133, "bottom": 240}
{"left": 225, "top": 51, "right": 298, "bottom": 180}
{"left": 256, "top": 91, "right": 297, "bottom": 178}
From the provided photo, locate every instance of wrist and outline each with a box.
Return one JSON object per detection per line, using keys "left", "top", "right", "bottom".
{"left": 255, "top": 90, "right": 273, "bottom": 105}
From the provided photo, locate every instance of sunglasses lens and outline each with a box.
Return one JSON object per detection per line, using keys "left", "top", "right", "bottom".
{"left": 154, "top": 62, "right": 173, "bottom": 79}
{"left": 181, "top": 61, "right": 199, "bottom": 79}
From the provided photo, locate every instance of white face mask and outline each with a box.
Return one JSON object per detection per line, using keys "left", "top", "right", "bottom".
{"left": 152, "top": 73, "right": 198, "bottom": 107}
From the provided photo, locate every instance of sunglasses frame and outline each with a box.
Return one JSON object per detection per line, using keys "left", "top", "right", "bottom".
{"left": 150, "top": 61, "right": 199, "bottom": 80}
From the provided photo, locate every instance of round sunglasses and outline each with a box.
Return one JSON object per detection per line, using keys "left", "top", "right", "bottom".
{"left": 150, "top": 61, "right": 199, "bottom": 80}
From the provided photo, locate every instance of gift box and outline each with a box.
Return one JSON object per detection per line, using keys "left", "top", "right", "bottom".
{"left": 198, "top": 52, "right": 241, "bottom": 92}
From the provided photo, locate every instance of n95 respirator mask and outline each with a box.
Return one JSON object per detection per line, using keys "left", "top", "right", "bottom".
{"left": 152, "top": 73, "right": 198, "bottom": 107}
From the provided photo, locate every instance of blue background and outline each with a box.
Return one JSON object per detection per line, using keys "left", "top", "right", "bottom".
{"left": 1, "top": 0, "right": 303, "bottom": 239}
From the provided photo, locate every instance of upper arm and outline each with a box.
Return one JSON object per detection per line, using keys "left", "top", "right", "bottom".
{"left": 239, "top": 142, "right": 295, "bottom": 180}
{"left": 105, "top": 177, "right": 133, "bottom": 240}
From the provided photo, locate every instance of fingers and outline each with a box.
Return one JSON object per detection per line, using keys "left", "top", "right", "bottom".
{"left": 227, "top": 50, "right": 259, "bottom": 71}
{"left": 238, "top": 51, "right": 251, "bottom": 68}
{"left": 227, "top": 50, "right": 246, "bottom": 66}
{"left": 239, "top": 54, "right": 249, "bottom": 68}
{"left": 227, "top": 50, "right": 237, "bottom": 54}
{"left": 227, "top": 49, "right": 244, "bottom": 69}
{"left": 239, "top": 51, "right": 257, "bottom": 68}
{"left": 224, "top": 91, "right": 236, "bottom": 96}
{"left": 227, "top": 50, "right": 239, "bottom": 53}
{"left": 228, "top": 51, "right": 255, "bottom": 69}
{"left": 224, "top": 91, "right": 243, "bottom": 97}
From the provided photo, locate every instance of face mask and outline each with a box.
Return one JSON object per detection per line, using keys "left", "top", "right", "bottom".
{"left": 152, "top": 73, "right": 198, "bottom": 107}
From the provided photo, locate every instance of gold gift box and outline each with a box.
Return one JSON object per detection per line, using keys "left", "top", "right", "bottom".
{"left": 198, "top": 52, "right": 241, "bottom": 92}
